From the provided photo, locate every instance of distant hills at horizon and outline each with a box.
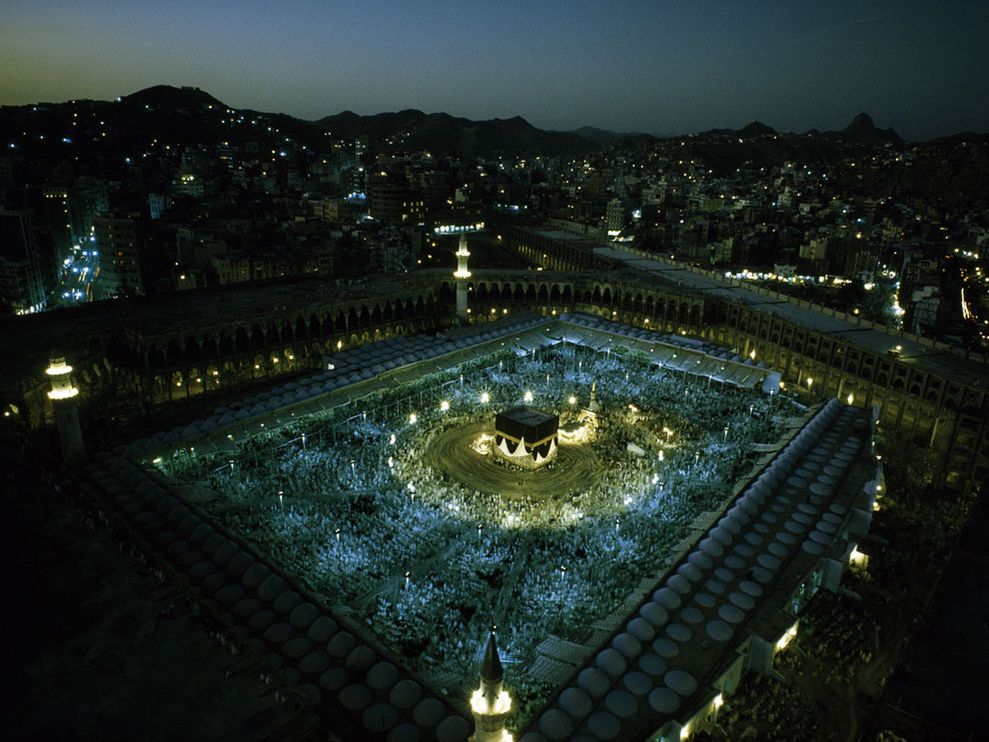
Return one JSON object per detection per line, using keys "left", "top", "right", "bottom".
{"left": 4, "top": 84, "right": 985, "bottom": 162}
{"left": 115, "top": 84, "right": 924, "bottom": 146}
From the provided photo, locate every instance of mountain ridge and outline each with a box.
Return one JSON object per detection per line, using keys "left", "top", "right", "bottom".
{"left": 4, "top": 86, "right": 983, "bottom": 160}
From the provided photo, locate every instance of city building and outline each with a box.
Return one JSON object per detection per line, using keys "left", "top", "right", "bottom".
{"left": 95, "top": 212, "right": 144, "bottom": 297}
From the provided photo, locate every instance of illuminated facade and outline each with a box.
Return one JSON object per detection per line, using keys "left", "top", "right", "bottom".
{"left": 45, "top": 353, "right": 84, "bottom": 461}
{"left": 94, "top": 212, "right": 143, "bottom": 297}
{"left": 455, "top": 234, "right": 472, "bottom": 317}
{"left": 470, "top": 630, "right": 512, "bottom": 742}
{"left": 492, "top": 406, "right": 559, "bottom": 469}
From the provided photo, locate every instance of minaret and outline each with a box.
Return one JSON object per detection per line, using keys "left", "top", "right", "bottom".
{"left": 46, "top": 353, "right": 85, "bottom": 462}
{"left": 454, "top": 234, "right": 472, "bottom": 319}
{"left": 470, "top": 629, "right": 512, "bottom": 742}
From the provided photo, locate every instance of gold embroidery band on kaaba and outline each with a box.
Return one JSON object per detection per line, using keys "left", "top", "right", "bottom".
{"left": 495, "top": 430, "right": 558, "bottom": 448}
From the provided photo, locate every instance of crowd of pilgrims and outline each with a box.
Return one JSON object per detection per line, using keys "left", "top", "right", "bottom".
{"left": 161, "top": 343, "right": 792, "bottom": 712}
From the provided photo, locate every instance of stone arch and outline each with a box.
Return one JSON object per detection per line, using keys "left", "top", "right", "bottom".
{"left": 217, "top": 332, "right": 233, "bottom": 357}
{"left": 201, "top": 337, "right": 219, "bottom": 361}
{"left": 235, "top": 327, "right": 250, "bottom": 354}
{"left": 265, "top": 322, "right": 280, "bottom": 346}
{"left": 166, "top": 338, "right": 183, "bottom": 367}
{"left": 147, "top": 345, "right": 166, "bottom": 371}
{"left": 438, "top": 282, "right": 453, "bottom": 305}
{"left": 183, "top": 336, "right": 200, "bottom": 364}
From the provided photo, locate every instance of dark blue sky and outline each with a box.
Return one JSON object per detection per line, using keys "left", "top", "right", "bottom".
{"left": 2, "top": 0, "right": 987, "bottom": 139}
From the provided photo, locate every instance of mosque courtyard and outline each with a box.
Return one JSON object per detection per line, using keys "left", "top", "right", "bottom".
{"left": 156, "top": 338, "right": 792, "bottom": 724}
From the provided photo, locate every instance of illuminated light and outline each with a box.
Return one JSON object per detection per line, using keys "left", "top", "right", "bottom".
{"left": 48, "top": 387, "right": 79, "bottom": 400}
{"left": 336, "top": 340, "right": 343, "bottom": 350}
{"left": 469, "top": 688, "right": 512, "bottom": 715}
{"left": 408, "top": 413, "right": 417, "bottom": 425}
{"left": 439, "top": 400, "right": 450, "bottom": 412}
{"left": 713, "top": 692, "right": 724, "bottom": 709}
{"left": 523, "top": 391, "right": 533, "bottom": 403}
{"left": 45, "top": 361, "right": 73, "bottom": 376}
{"left": 849, "top": 546, "right": 869, "bottom": 569}
{"left": 568, "top": 395, "right": 577, "bottom": 405}
{"left": 152, "top": 457, "right": 162, "bottom": 464}
{"left": 776, "top": 622, "right": 799, "bottom": 651}
{"left": 680, "top": 722, "right": 692, "bottom": 740}
{"left": 480, "top": 392, "right": 490, "bottom": 404}
{"left": 847, "top": 393, "right": 854, "bottom": 405}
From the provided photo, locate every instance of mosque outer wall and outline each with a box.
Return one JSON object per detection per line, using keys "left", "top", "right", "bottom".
{"left": 7, "top": 266, "right": 986, "bottom": 494}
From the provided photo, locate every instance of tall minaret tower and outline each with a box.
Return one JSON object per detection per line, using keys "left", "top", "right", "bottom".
{"left": 454, "top": 234, "right": 472, "bottom": 319}
{"left": 470, "top": 629, "right": 512, "bottom": 742}
{"left": 46, "top": 353, "right": 85, "bottom": 462}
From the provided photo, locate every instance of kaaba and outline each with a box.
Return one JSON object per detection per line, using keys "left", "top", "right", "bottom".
{"left": 493, "top": 407, "right": 559, "bottom": 468}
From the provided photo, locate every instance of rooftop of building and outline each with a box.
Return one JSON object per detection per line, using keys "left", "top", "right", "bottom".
{"left": 590, "top": 243, "right": 989, "bottom": 390}
{"left": 496, "top": 407, "right": 558, "bottom": 428}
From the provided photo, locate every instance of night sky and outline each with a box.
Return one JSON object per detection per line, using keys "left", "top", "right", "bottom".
{"left": 2, "top": 0, "right": 987, "bottom": 140}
